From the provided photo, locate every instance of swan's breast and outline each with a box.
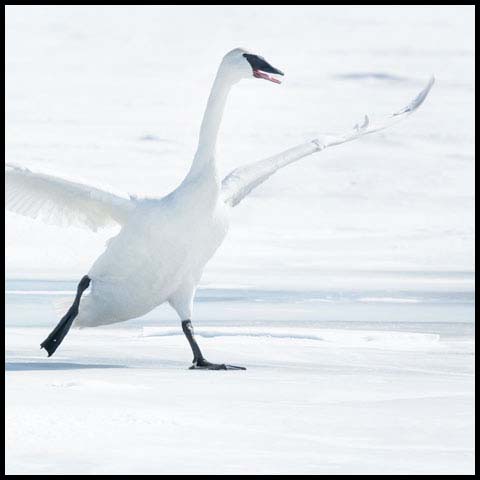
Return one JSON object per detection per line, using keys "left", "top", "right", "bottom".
{"left": 89, "top": 193, "right": 229, "bottom": 292}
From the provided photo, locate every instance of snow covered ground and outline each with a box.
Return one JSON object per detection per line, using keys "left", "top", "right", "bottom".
{"left": 5, "top": 5, "right": 474, "bottom": 475}
{"left": 5, "top": 326, "right": 474, "bottom": 475}
{"left": 5, "top": 281, "right": 475, "bottom": 474}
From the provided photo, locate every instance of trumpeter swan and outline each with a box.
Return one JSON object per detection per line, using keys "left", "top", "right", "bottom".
{"left": 5, "top": 48, "right": 434, "bottom": 369}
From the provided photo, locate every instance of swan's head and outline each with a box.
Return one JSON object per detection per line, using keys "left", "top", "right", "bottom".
{"left": 221, "top": 48, "right": 284, "bottom": 84}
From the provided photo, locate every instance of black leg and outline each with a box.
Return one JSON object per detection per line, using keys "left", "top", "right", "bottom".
{"left": 40, "top": 275, "right": 91, "bottom": 357}
{"left": 181, "top": 320, "right": 205, "bottom": 363}
{"left": 181, "top": 319, "right": 246, "bottom": 371}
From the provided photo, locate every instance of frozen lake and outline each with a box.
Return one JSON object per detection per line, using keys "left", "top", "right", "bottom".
{"left": 5, "top": 279, "right": 475, "bottom": 474}
{"left": 5, "top": 277, "right": 475, "bottom": 335}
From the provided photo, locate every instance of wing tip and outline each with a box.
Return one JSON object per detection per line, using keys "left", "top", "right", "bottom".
{"left": 414, "top": 75, "right": 435, "bottom": 109}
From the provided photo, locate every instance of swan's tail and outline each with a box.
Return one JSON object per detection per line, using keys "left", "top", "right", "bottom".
{"left": 40, "top": 275, "right": 90, "bottom": 357}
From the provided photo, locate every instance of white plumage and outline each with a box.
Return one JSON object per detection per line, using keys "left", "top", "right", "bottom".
{"left": 5, "top": 164, "right": 133, "bottom": 231}
{"left": 5, "top": 48, "right": 434, "bottom": 330}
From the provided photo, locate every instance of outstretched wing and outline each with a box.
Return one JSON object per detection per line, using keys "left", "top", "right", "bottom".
{"left": 5, "top": 164, "right": 135, "bottom": 232}
{"left": 221, "top": 76, "right": 435, "bottom": 207}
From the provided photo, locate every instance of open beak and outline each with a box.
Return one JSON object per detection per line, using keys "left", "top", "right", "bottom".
{"left": 253, "top": 69, "right": 283, "bottom": 84}
{"left": 243, "top": 53, "right": 284, "bottom": 84}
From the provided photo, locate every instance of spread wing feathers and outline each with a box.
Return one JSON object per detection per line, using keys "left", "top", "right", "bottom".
{"left": 221, "top": 76, "right": 435, "bottom": 207}
{"left": 5, "top": 164, "right": 135, "bottom": 232}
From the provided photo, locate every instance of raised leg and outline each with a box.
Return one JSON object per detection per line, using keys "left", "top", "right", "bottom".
{"left": 181, "top": 320, "right": 246, "bottom": 371}
{"left": 40, "top": 275, "right": 90, "bottom": 357}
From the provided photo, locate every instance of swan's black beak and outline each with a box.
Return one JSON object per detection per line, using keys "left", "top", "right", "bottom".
{"left": 243, "top": 53, "right": 284, "bottom": 84}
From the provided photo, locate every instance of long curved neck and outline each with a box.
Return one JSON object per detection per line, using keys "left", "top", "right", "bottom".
{"left": 187, "top": 68, "right": 234, "bottom": 179}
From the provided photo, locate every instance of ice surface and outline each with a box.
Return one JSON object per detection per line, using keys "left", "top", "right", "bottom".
{"left": 5, "top": 322, "right": 474, "bottom": 475}
{"left": 5, "top": 282, "right": 475, "bottom": 474}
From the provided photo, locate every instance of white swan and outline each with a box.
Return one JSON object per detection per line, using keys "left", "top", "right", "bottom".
{"left": 5, "top": 48, "right": 434, "bottom": 369}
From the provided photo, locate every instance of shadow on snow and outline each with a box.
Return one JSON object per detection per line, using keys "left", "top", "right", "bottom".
{"left": 5, "top": 362, "right": 126, "bottom": 371}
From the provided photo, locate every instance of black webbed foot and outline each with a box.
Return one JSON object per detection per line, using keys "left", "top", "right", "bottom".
{"left": 189, "top": 358, "right": 246, "bottom": 371}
